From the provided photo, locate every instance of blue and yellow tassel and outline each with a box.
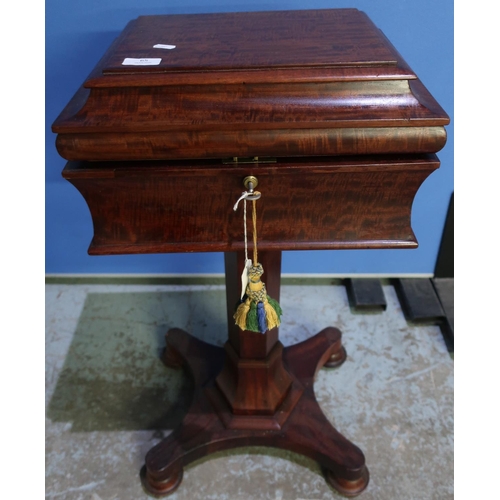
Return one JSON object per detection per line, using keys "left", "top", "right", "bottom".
{"left": 234, "top": 263, "right": 283, "bottom": 333}
{"left": 233, "top": 189, "right": 283, "bottom": 333}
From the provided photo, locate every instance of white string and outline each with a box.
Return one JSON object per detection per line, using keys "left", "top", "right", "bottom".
{"left": 234, "top": 191, "right": 250, "bottom": 262}
{"left": 243, "top": 198, "right": 248, "bottom": 263}
{"left": 233, "top": 191, "right": 249, "bottom": 211}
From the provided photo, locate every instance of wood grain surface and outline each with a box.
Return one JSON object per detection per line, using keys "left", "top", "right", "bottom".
{"left": 62, "top": 155, "right": 439, "bottom": 255}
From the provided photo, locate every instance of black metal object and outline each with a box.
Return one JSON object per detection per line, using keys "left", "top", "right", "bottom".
{"left": 345, "top": 278, "right": 387, "bottom": 311}
{"left": 393, "top": 278, "right": 453, "bottom": 353}
{"left": 432, "top": 278, "right": 454, "bottom": 352}
{"left": 434, "top": 193, "right": 454, "bottom": 278}
{"left": 393, "top": 278, "right": 445, "bottom": 323}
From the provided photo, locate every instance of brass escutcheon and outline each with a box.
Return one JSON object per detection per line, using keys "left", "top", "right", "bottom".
{"left": 243, "top": 175, "right": 259, "bottom": 191}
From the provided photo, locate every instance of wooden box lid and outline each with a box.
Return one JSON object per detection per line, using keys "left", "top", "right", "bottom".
{"left": 93, "top": 9, "right": 411, "bottom": 81}
{"left": 52, "top": 9, "right": 449, "bottom": 161}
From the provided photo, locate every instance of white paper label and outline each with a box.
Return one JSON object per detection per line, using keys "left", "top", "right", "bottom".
{"left": 240, "top": 259, "right": 252, "bottom": 299}
{"left": 122, "top": 58, "right": 162, "bottom": 66}
{"left": 153, "top": 44, "right": 176, "bottom": 50}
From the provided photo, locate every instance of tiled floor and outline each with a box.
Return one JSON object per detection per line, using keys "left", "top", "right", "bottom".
{"left": 45, "top": 281, "right": 453, "bottom": 500}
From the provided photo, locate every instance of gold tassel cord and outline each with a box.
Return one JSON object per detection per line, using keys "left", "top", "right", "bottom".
{"left": 252, "top": 198, "right": 258, "bottom": 266}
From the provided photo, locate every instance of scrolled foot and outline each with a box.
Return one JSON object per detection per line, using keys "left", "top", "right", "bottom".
{"left": 323, "top": 345, "right": 347, "bottom": 369}
{"left": 324, "top": 465, "right": 369, "bottom": 497}
{"left": 140, "top": 466, "right": 183, "bottom": 498}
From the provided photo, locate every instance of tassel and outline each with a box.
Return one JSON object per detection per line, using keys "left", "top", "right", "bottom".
{"left": 263, "top": 299, "right": 280, "bottom": 330}
{"left": 266, "top": 296, "right": 283, "bottom": 317}
{"left": 232, "top": 263, "right": 283, "bottom": 333}
{"left": 234, "top": 298, "right": 251, "bottom": 331}
{"left": 246, "top": 301, "right": 259, "bottom": 332}
{"left": 257, "top": 302, "right": 267, "bottom": 333}
{"left": 232, "top": 186, "right": 283, "bottom": 334}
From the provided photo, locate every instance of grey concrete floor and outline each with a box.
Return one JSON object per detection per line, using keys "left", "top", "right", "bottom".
{"left": 45, "top": 281, "right": 453, "bottom": 500}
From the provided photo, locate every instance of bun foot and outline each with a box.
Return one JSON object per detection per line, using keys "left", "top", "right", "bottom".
{"left": 162, "top": 346, "right": 183, "bottom": 369}
{"left": 324, "top": 465, "right": 369, "bottom": 497}
{"left": 140, "top": 466, "right": 183, "bottom": 498}
{"left": 161, "top": 333, "right": 184, "bottom": 369}
{"left": 324, "top": 345, "right": 347, "bottom": 368}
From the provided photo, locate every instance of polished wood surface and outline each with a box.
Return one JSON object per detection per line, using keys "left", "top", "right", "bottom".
{"left": 54, "top": 81, "right": 445, "bottom": 134}
{"left": 51, "top": 9, "right": 449, "bottom": 161}
{"left": 55, "top": 125, "right": 446, "bottom": 161}
{"left": 62, "top": 154, "right": 439, "bottom": 255}
{"left": 99, "top": 9, "right": 402, "bottom": 75}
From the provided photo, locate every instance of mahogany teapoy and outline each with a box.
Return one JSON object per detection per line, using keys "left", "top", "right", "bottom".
{"left": 52, "top": 8, "right": 449, "bottom": 497}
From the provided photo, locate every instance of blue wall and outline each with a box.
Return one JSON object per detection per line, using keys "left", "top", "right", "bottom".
{"left": 46, "top": 0, "right": 453, "bottom": 275}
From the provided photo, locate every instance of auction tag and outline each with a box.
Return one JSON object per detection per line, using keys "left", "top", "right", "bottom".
{"left": 240, "top": 259, "right": 252, "bottom": 299}
{"left": 122, "top": 58, "right": 162, "bottom": 66}
{"left": 153, "top": 44, "right": 176, "bottom": 49}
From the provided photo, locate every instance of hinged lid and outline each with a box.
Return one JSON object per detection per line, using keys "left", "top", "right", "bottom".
{"left": 52, "top": 9, "right": 449, "bottom": 161}
{"left": 98, "top": 10, "right": 404, "bottom": 77}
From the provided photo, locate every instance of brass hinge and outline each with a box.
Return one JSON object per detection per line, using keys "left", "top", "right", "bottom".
{"left": 222, "top": 156, "right": 277, "bottom": 165}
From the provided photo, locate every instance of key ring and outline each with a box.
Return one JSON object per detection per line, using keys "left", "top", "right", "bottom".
{"left": 245, "top": 191, "right": 261, "bottom": 201}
